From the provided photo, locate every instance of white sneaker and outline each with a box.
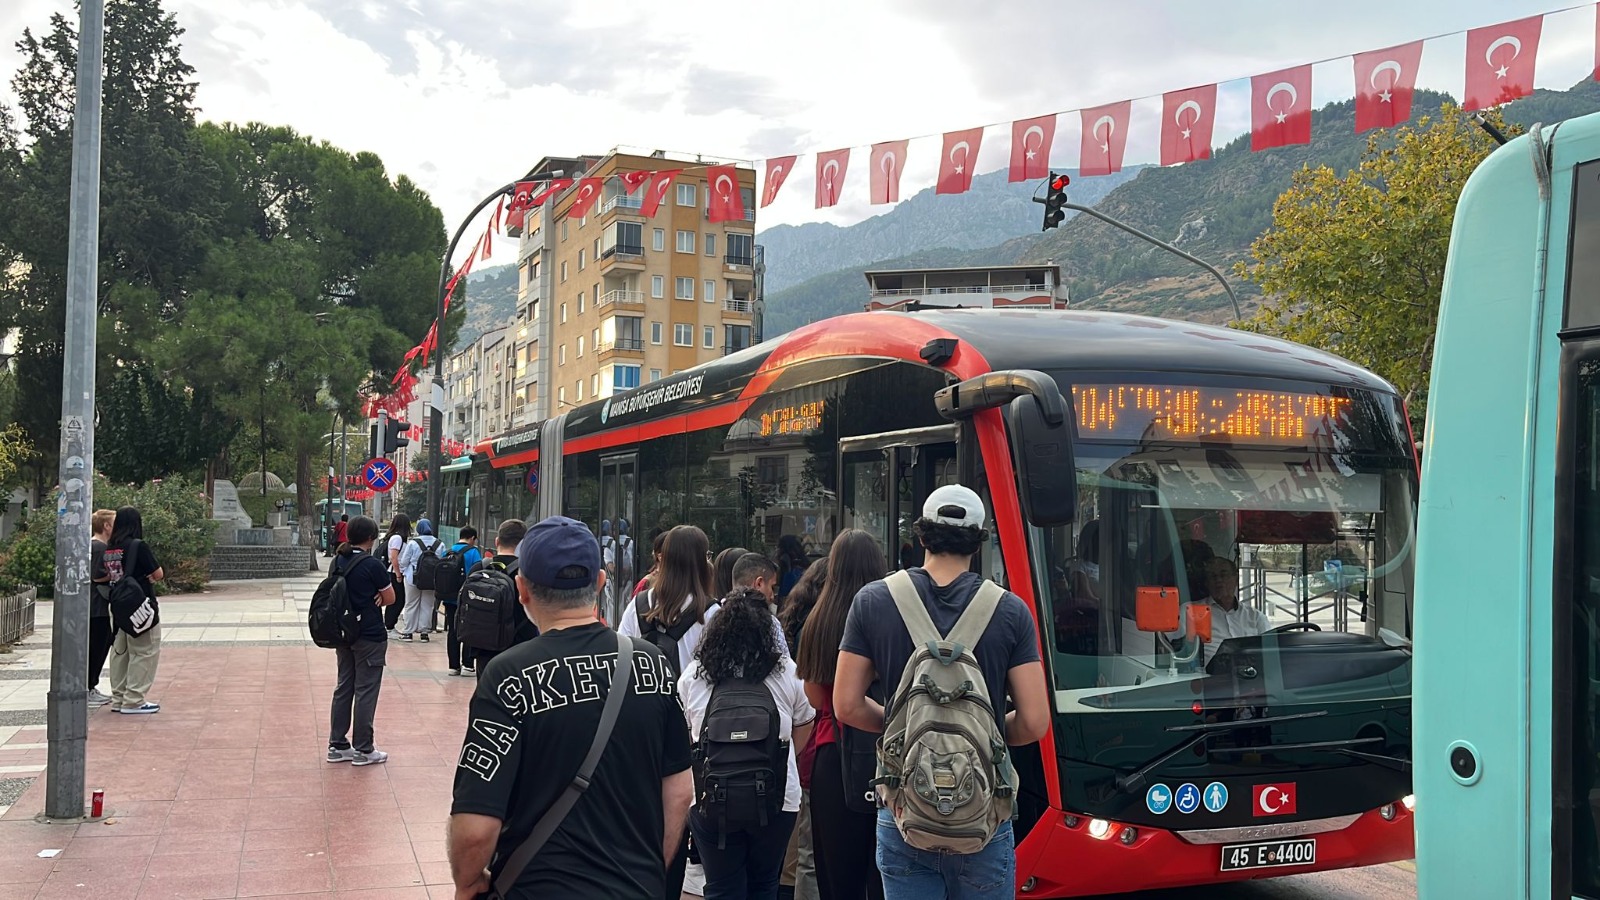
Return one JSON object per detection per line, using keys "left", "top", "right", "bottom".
{"left": 351, "top": 749, "right": 388, "bottom": 766}
{"left": 118, "top": 702, "right": 160, "bottom": 715}
{"left": 86, "top": 689, "right": 111, "bottom": 707}
{"left": 326, "top": 746, "right": 357, "bottom": 763}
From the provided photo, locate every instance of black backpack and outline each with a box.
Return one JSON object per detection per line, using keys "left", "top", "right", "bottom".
{"left": 634, "top": 591, "right": 697, "bottom": 680}
{"left": 691, "top": 677, "right": 788, "bottom": 848}
{"left": 308, "top": 555, "right": 365, "bottom": 648}
{"left": 457, "top": 560, "right": 521, "bottom": 652}
{"left": 412, "top": 538, "right": 442, "bottom": 590}
{"left": 435, "top": 545, "right": 470, "bottom": 601}
{"left": 107, "top": 540, "right": 157, "bottom": 636}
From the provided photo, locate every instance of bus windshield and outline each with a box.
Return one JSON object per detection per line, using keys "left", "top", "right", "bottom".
{"left": 1032, "top": 377, "right": 1417, "bottom": 714}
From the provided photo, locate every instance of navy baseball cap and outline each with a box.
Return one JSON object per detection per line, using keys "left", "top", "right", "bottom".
{"left": 517, "top": 516, "right": 602, "bottom": 590}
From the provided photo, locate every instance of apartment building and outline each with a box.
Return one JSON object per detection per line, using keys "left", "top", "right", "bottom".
{"left": 509, "top": 151, "right": 760, "bottom": 425}
{"left": 864, "top": 264, "right": 1068, "bottom": 311}
{"left": 444, "top": 326, "right": 507, "bottom": 444}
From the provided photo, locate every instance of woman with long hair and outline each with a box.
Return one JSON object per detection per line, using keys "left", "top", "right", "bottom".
{"left": 381, "top": 514, "right": 411, "bottom": 632}
{"left": 328, "top": 515, "right": 397, "bottom": 765}
{"left": 104, "top": 506, "right": 164, "bottom": 714}
{"left": 681, "top": 588, "right": 815, "bottom": 900}
{"left": 713, "top": 546, "right": 749, "bottom": 600}
{"left": 777, "top": 557, "right": 827, "bottom": 658}
{"left": 795, "top": 530, "right": 886, "bottom": 900}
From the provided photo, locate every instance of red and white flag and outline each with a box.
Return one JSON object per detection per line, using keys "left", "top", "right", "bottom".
{"left": 937, "top": 127, "right": 983, "bottom": 195}
{"left": 707, "top": 165, "right": 745, "bottom": 222}
{"left": 1161, "top": 85, "right": 1216, "bottom": 166}
{"left": 870, "top": 140, "right": 909, "bottom": 205}
{"left": 1465, "top": 15, "right": 1542, "bottom": 111}
{"left": 620, "top": 170, "right": 652, "bottom": 194}
{"left": 1009, "top": 114, "right": 1056, "bottom": 182}
{"left": 531, "top": 178, "right": 572, "bottom": 206}
{"left": 641, "top": 170, "right": 681, "bottom": 217}
{"left": 1354, "top": 41, "right": 1423, "bottom": 133}
{"left": 565, "top": 177, "right": 604, "bottom": 220}
{"left": 762, "top": 156, "right": 797, "bottom": 208}
{"left": 505, "top": 180, "right": 539, "bottom": 231}
{"left": 815, "top": 149, "right": 850, "bottom": 209}
{"left": 1250, "top": 65, "right": 1312, "bottom": 151}
{"left": 1079, "top": 101, "right": 1131, "bottom": 176}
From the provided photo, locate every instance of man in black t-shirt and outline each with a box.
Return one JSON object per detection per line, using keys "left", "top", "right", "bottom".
{"left": 448, "top": 516, "right": 693, "bottom": 900}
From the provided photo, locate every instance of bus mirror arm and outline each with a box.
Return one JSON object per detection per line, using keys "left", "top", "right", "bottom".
{"left": 934, "top": 369, "right": 1065, "bottom": 426}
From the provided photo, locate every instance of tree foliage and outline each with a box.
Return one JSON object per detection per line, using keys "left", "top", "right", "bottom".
{"left": 1238, "top": 104, "right": 1507, "bottom": 418}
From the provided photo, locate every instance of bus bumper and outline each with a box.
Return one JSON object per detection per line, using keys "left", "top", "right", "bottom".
{"left": 1014, "top": 805, "right": 1415, "bottom": 897}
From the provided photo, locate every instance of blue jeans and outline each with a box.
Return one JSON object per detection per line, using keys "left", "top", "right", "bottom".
{"left": 875, "top": 810, "right": 1014, "bottom": 900}
{"left": 691, "top": 808, "right": 797, "bottom": 900}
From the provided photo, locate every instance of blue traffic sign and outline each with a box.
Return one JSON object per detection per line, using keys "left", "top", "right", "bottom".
{"left": 1204, "top": 782, "right": 1229, "bottom": 813}
{"left": 1174, "top": 783, "right": 1202, "bottom": 815}
{"left": 1145, "top": 783, "right": 1173, "bottom": 815}
{"left": 363, "top": 457, "right": 398, "bottom": 493}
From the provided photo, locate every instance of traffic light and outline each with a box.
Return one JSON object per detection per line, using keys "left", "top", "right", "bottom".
{"left": 1042, "top": 172, "right": 1070, "bottom": 230}
{"left": 382, "top": 418, "right": 411, "bottom": 454}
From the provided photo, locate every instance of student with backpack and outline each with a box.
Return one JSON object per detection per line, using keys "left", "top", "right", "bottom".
{"left": 397, "top": 518, "right": 444, "bottom": 641}
{"left": 102, "top": 507, "right": 165, "bottom": 715}
{"left": 457, "top": 519, "right": 535, "bottom": 674}
{"left": 86, "top": 508, "right": 117, "bottom": 709}
{"left": 833, "top": 486, "right": 1049, "bottom": 900}
{"left": 382, "top": 515, "right": 412, "bottom": 632}
{"left": 681, "top": 588, "right": 815, "bottom": 900}
{"left": 323, "top": 516, "right": 397, "bottom": 766}
{"left": 437, "top": 525, "right": 482, "bottom": 676}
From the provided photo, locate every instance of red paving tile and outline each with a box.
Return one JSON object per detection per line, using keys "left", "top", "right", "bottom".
{"left": 135, "top": 871, "right": 240, "bottom": 900}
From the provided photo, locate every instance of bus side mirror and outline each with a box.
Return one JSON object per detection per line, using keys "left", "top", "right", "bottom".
{"left": 1009, "top": 393, "right": 1076, "bottom": 527}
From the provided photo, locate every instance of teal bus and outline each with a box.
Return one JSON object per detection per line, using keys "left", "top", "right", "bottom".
{"left": 1416, "top": 111, "right": 1600, "bottom": 898}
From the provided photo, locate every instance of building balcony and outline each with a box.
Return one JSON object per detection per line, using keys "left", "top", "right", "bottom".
{"left": 598, "top": 289, "right": 646, "bottom": 310}
{"left": 601, "top": 245, "right": 646, "bottom": 271}
{"left": 723, "top": 298, "right": 754, "bottom": 316}
{"left": 597, "top": 338, "right": 645, "bottom": 361}
{"left": 602, "top": 195, "right": 644, "bottom": 217}
{"left": 704, "top": 207, "right": 757, "bottom": 223}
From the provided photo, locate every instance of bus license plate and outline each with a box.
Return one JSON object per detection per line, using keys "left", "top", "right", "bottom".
{"left": 1219, "top": 838, "right": 1317, "bottom": 871}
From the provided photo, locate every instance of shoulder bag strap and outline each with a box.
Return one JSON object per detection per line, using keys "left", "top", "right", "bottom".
{"left": 884, "top": 570, "right": 941, "bottom": 648}
{"left": 492, "top": 630, "right": 635, "bottom": 898}
{"left": 944, "top": 580, "right": 1005, "bottom": 658}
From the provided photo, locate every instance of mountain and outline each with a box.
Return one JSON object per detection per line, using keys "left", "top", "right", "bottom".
{"left": 454, "top": 263, "right": 518, "bottom": 350}
{"left": 763, "top": 81, "right": 1600, "bottom": 333}
{"left": 756, "top": 165, "right": 1140, "bottom": 295}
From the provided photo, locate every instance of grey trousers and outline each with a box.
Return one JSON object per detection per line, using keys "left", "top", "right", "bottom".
{"left": 329, "top": 638, "right": 387, "bottom": 753}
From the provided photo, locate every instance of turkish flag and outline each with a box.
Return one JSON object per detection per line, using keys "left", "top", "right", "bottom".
{"left": 706, "top": 165, "right": 745, "bottom": 222}
{"left": 620, "top": 170, "right": 652, "bottom": 194}
{"left": 1160, "top": 85, "right": 1216, "bottom": 166}
{"left": 640, "top": 170, "right": 681, "bottom": 217}
{"left": 530, "top": 178, "right": 572, "bottom": 206}
{"left": 937, "top": 128, "right": 983, "bottom": 195}
{"left": 505, "top": 180, "right": 539, "bottom": 231}
{"left": 1354, "top": 41, "right": 1423, "bottom": 133}
{"left": 815, "top": 148, "right": 849, "bottom": 209}
{"left": 1009, "top": 114, "right": 1056, "bottom": 182}
{"left": 1250, "top": 65, "right": 1312, "bottom": 151}
{"left": 870, "top": 140, "right": 909, "bottom": 205}
{"left": 762, "top": 156, "right": 796, "bottom": 208}
{"left": 1252, "top": 783, "right": 1297, "bottom": 817}
{"left": 565, "top": 177, "right": 603, "bottom": 220}
{"left": 1465, "top": 15, "right": 1542, "bottom": 111}
{"left": 1079, "top": 101, "right": 1131, "bottom": 176}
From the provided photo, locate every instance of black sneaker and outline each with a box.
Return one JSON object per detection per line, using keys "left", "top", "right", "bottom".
{"left": 419, "top": 633, "right": 429, "bottom": 643}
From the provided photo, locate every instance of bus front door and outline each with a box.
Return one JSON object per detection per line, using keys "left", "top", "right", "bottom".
{"left": 598, "top": 454, "right": 639, "bottom": 627}
{"left": 839, "top": 426, "right": 958, "bottom": 573}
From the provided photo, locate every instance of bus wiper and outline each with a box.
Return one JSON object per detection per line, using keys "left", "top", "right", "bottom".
{"left": 1211, "top": 738, "right": 1412, "bottom": 773}
{"left": 1116, "top": 710, "right": 1329, "bottom": 794}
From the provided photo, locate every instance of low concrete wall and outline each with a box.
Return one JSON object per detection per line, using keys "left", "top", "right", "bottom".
{"left": 208, "top": 545, "right": 313, "bottom": 581}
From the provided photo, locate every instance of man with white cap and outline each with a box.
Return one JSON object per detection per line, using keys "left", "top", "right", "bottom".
{"left": 833, "top": 484, "right": 1049, "bottom": 900}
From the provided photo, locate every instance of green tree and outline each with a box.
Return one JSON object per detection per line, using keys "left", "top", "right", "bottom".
{"left": 1238, "top": 104, "right": 1508, "bottom": 419}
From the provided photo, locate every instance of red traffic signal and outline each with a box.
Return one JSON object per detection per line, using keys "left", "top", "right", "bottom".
{"left": 1042, "top": 171, "right": 1070, "bottom": 231}
{"left": 1051, "top": 173, "right": 1071, "bottom": 191}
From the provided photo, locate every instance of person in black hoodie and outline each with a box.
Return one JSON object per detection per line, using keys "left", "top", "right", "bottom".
{"left": 327, "top": 516, "right": 397, "bottom": 766}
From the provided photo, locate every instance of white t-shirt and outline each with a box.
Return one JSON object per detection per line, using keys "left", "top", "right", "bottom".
{"left": 1170, "top": 598, "right": 1273, "bottom": 644}
{"left": 618, "top": 593, "right": 720, "bottom": 679}
{"left": 680, "top": 656, "right": 815, "bottom": 813}
{"left": 386, "top": 534, "right": 405, "bottom": 573}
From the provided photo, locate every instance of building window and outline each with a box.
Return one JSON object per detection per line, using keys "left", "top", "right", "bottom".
{"left": 578, "top": 249, "right": 586, "bottom": 271}
{"left": 578, "top": 336, "right": 585, "bottom": 357}
{"left": 611, "top": 222, "right": 643, "bottom": 256}
{"left": 560, "top": 261, "right": 568, "bottom": 283}
{"left": 674, "top": 323, "right": 693, "bottom": 346}
{"left": 560, "top": 302, "right": 568, "bottom": 323}
{"left": 578, "top": 292, "right": 585, "bottom": 314}
{"left": 651, "top": 275, "right": 665, "bottom": 298}
{"left": 651, "top": 321, "right": 663, "bottom": 345}
{"left": 558, "top": 386, "right": 566, "bottom": 405}
{"left": 703, "top": 325, "right": 715, "bottom": 349}
{"left": 676, "top": 230, "right": 695, "bottom": 254}
{"left": 726, "top": 233, "right": 754, "bottom": 266}
{"left": 615, "top": 365, "right": 642, "bottom": 390}
{"left": 594, "top": 238, "right": 601, "bottom": 259}
{"left": 617, "top": 317, "right": 643, "bottom": 349}
{"left": 652, "top": 228, "right": 665, "bottom": 252}
{"left": 703, "top": 280, "right": 715, "bottom": 303}
{"left": 561, "top": 220, "right": 568, "bottom": 241}
{"left": 725, "top": 324, "right": 752, "bottom": 352}
{"left": 592, "top": 373, "right": 600, "bottom": 397}
{"left": 677, "top": 183, "right": 697, "bottom": 207}
{"left": 650, "top": 368, "right": 662, "bottom": 383}
{"left": 577, "top": 380, "right": 584, "bottom": 401}
{"left": 705, "top": 233, "right": 716, "bottom": 257}
{"left": 592, "top": 327, "right": 599, "bottom": 350}
{"left": 675, "top": 277, "right": 695, "bottom": 300}
{"left": 559, "top": 344, "right": 567, "bottom": 366}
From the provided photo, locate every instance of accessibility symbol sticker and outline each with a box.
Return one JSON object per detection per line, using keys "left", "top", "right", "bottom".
{"left": 1203, "top": 782, "right": 1229, "bottom": 813}
{"left": 1145, "top": 783, "right": 1173, "bottom": 815}
{"left": 1174, "top": 783, "right": 1202, "bottom": 815}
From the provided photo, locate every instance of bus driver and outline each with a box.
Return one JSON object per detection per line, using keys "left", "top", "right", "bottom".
{"left": 1169, "top": 557, "right": 1271, "bottom": 646}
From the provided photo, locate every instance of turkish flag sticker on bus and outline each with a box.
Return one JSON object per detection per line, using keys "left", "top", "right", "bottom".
{"left": 1160, "top": 84, "right": 1216, "bottom": 166}
{"left": 937, "top": 127, "right": 983, "bottom": 195}
{"left": 870, "top": 140, "right": 909, "bottom": 205}
{"left": 1009, "top": 114, "right": 1055, "bottom": 182}
{"left": 640, "top": 170, "right": 681, "bottom": 217}
{"left": 762, "top": 156, "right": 796, "bottom": 208}
{"left": 1353, "top": 41, "right": 1423, "bottom": 133}
{"left": 707, "top": 165, "right": 745, "bottom": 222}
{"left": 1250, "top": 65, "right": 1312, "bottom": 151}
{"left": 1464, "top": 15, "right": 1542, "bottom": 111}
{"left": 1079, "top": 101, "right": 1131, "bottom": 176}
{"left": 1253, "top": 783, "right": 1297, "bottom": 817}
{"left": 815, "top": 149, "right": 850, "bottom": 209}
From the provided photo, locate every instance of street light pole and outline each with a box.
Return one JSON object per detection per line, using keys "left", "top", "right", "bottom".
{"left": 1060, "top": 201, "right": 1243, "bottom": 322}
{"left": 46, "top": 0, "right": 104, "bottom": 821}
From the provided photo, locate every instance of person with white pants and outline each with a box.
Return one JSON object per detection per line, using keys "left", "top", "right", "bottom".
{"left": 397, "top": 518, "right": 442, "bottom": 642}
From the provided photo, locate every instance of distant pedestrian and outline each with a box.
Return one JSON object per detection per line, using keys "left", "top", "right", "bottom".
{"left": 439, "top": 525, "right": 483, "bottom": 676}
{"left": 104, "top": 506, "right": 164, "bottom": 715}
{"left": 381, "top": 515, "right": 412, "bottom": 632}
{"left": 86, "top": 508, "right": 116, "bottom": 708}
{"left": 447, "top": 515, "right": 693, "bottom": 899}
{"left": 775, "top": 535, "right": 809, "bottom": 602}
{"left": 778, "top": 559, "right": 827, "bottom": 659}
{"left": 327, "top": 515, "right": 397, "bottom": 766}
{"left": 459, "top": 519, "right": 535, "bottom": 674}
{"left": 397, "top": 518, "right": 443, "bottom": 641}
{"left": 333, "top": 514, "right": 349, "bottom": 548}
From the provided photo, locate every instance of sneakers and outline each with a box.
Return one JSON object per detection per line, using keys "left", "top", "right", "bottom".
{"left": 418, "top": 633, "right": 429, "bottom": 643}
{"left": 118, "top": 702, "right": 160, "bottom": 715}
{"left": 351, "top": 749, "right": 388, "bottom": 767}
{"left": 460, "top": 666, "right": 475, "bottom": 676}
{"left": 448, "top": 668, "right": 461, "bottom": 676}
{"left": 398, "top": 633, "right": 413, "bottom": 642}
{"left": 327, "top": 746, "right": 357, "bottom": 763}
{"left": 87, "top": 689, "right": 111, "bottom": 707}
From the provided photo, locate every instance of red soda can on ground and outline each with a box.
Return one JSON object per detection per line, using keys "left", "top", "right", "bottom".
{"left": 90, "top": 790, "right": 104, "bottom": 818}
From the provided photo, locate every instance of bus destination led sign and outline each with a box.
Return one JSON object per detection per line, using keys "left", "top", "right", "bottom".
{"left": 1071, "top": 384, "right": 1353, "bottom": 443}
{"left": 760, "top": 399, "right": 826, "bottom": 437}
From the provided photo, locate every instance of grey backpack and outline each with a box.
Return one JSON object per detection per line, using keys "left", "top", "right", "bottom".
{"left": 875, "top": 570, "right": 1016, "bottom": 854}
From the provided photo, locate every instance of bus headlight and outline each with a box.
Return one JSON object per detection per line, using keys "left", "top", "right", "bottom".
{"left": 1088, "top": 818, "right": 1113, "bottom": 840}
{"left": 1402, "top": 794, "right": 1415, "bottom": 811}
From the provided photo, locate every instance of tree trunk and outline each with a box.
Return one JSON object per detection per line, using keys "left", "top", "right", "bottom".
{"left": 296, "top": 448, "right": 318, "bottom": 572}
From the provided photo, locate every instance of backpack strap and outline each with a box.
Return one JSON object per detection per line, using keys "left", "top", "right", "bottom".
{"left": 885, "top": 570, "right": 942, "bottom": 649}
{"left": 944, "top": 580, "right": 1006, "bottom": 656}
{"left": 491, "top": 630, "right": 635, "bottom": 899}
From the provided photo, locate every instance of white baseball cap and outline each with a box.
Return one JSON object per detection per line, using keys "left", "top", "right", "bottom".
{"left": 923, "top": 484, "right": 986, "bottom": 529}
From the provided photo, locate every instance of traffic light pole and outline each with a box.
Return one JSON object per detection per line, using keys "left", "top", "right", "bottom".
{"left": 1061, "top": 201, "right": 1242, "bottom": 322}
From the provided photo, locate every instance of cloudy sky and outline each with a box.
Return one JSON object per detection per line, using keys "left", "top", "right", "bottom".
{"left": 0, "top": 0, "right": 1593, "bottom": 266}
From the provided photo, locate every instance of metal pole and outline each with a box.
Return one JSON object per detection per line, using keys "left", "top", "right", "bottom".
{"left": 340, "top": 423, "right": 348, "bottom": 517}
{"left": 377, "top": 408, "right": 388, "bottom": 524}
{"left": 1062, "top": 201, "right": 1244, "bottom": 321}
{"left": 46, "top": 0, "right": 104, "bottom": 821}
{"left": 325, "top": 416, "right": 335, "bottom": 554}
